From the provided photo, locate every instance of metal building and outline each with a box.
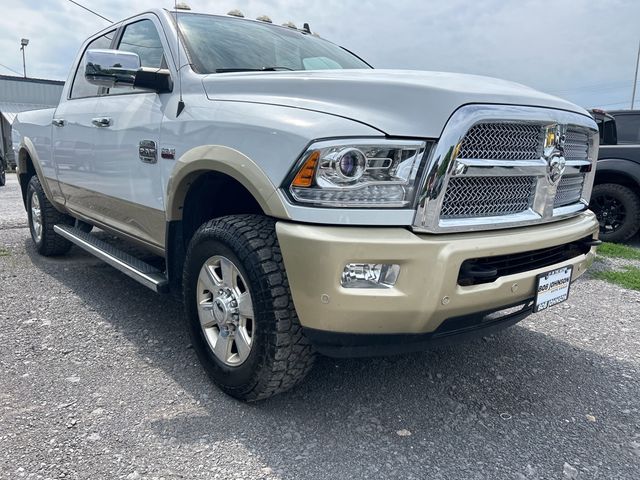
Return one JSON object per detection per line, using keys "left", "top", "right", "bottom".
{"left": 0, "top": 75, "right": 64, "bottom": 169}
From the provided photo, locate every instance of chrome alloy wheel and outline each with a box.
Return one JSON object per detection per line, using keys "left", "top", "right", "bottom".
{"left": 30, "top": 191, "right": 43, "bottom": 243}
{"left": 196, "top": 255, "right": 255, "bottom": 366}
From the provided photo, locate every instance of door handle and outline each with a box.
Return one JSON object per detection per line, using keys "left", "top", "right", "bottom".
{"left": 92, "top": 117, "right": 112, "bottom": 128}
{"left": 52, "top": 119, "right": 65, "bottom": 127}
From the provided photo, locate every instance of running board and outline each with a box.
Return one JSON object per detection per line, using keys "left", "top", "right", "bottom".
{"left": 54, "top": 224, "right": 169, "bottom": 293}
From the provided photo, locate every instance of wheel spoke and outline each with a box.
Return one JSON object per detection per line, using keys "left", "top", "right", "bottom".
{"left": 199, "top": 265, "right": 219, "bottom": 292}
{"left": 213, "top": 333, "right": 233, "bottom": 362}
{"left": 198, "top": 300, "right": 216, "bottom": 328}
{"left": 237, "top": 292, "right": 253, "bottom": 318}
{"left": 219, "top": 257, "right": 236, "bottom": 289}
{"left": 234, "top": 329, "right": 251, "bottom": 362}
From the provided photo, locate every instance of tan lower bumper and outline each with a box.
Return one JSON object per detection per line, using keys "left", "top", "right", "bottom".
{"left": 276, "top": 211, "right": 599, "bottom": 334}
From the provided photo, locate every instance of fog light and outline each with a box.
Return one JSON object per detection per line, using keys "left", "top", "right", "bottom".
{"left": 341, "top": 263, "right": 400, "bottom": 289}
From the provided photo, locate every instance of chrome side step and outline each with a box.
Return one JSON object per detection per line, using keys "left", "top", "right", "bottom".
{"left": 54, "top": 224, "right": 169, "bottom": 293}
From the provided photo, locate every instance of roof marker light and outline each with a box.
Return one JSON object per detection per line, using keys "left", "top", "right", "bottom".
{"left": 228, "top": 9, "right": 244, "bottom": 17}
{"left": 256, "top": 15, "right": 272, "bottom": 23}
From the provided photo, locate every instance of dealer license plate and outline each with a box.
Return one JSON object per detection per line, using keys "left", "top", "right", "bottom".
{"left": 534, "top": 266, "right": 573, "bottom": 313}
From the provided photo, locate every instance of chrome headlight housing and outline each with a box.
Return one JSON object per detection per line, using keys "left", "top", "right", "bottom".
{"left": 287, "top": 139, "right": 428, "bottom": 208}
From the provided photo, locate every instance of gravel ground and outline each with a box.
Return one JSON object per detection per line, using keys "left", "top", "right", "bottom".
{"left": 1, "top": 172, "right": 639, "bottom": 480}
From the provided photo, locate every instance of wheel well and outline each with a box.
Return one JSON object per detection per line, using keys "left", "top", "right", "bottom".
{"left": 181, "top": 171, "right": 264, "bottom": 247}
{"left": 18, "top": 149, "right": 36, "bottom": 205}
{"left": 594, "top": 170, "right": 640, "bottom": 192}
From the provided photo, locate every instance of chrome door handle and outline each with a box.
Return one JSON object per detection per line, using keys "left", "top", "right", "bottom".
{"left": 92, "top": 117, "right": 112, "bottom": 128}
{"left": 52, "top": 119, "right": 65, "bottom": 127}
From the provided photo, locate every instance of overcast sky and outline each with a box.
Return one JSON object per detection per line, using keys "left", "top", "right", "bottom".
{"left": 0, "top": 0, "right": 638, "bottom": 110}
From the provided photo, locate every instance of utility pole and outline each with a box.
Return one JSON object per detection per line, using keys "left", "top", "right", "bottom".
{"left": 632, "top": 40, "right": 640, "bottom": 110}
{"left": 20, "top": 38, "right": 29, "bottom": 78}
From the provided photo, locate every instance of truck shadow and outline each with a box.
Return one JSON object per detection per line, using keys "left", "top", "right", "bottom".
{"left": 24, "top": 240, "right": 639, "bottom": 479}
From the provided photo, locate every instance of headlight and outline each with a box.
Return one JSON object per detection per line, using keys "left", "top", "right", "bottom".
{"left": 288, "top": 139, "right": 428, "bottom": 208}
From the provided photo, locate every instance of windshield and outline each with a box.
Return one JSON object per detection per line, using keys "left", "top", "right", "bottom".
{"left": 177, "top": 13, "right": 371, "bottom": 74}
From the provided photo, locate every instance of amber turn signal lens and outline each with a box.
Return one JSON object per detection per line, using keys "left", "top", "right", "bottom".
{"left": 291, "top": 151, "right": 320, "bottom": 187}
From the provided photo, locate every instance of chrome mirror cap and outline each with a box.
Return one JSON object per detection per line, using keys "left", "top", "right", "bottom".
{"left": 84, "top": 49, "right": 141, "bottom": 88}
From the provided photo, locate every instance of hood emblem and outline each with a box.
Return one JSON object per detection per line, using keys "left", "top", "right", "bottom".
{"left": 543, "top": 124, "right": 567, "bottom": 185}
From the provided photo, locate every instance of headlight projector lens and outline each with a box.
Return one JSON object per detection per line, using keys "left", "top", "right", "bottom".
{"left": 336, "top": 148, "right": 366, "bottom": 180}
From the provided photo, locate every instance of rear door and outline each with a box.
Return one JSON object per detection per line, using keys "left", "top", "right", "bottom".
{"left": 90, "top": 15, "right": 172, "bottom": 248}
{"left": 52, "top": 30, "right": 117, "bottom": 215}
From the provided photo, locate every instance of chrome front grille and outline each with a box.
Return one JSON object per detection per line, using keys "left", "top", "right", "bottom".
{"left": 565, "top": 128, "right": 589, "bottom": 162}
{"left": 413, "top": 105, "right": 598, "bottom": 233}
{"left": 457, "top": 123, "right": 542, "bottom": 160}
{"left": 441, "top": 176, "right": 536, "bottom": 218}
{"left": 554, "top": 174, "right": 585, "bottom": 208}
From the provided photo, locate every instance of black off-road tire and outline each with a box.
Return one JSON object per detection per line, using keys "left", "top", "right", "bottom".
{"left": 183, "top": 214, "right": 315, "bottom": 401}
{"left": 0, "top": 162, "right": 5, "bottom": 187}
{"left": 26, "top": 176, "right": 73, "bottom": 256}
{"left": 590, "top": 183, "right": 640, "bottom": 243}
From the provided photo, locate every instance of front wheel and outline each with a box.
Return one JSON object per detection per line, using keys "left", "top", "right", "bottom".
{"left": 183, "top": 215, "right": 315, "bottom": 401}
{"left": 590, "top": 183, "right": 640, "bottom": 243}
{"left": 0, "top": 162, "right": 5, "bottom": 187}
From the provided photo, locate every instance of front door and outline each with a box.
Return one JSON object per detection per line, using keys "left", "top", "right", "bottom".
{"left": 91, "top": 16, "right": 173, "bottom": 249}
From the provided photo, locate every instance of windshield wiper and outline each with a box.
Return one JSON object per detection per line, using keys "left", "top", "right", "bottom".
{"left": 214, "top": 66, "right": 295, "bottom": 73}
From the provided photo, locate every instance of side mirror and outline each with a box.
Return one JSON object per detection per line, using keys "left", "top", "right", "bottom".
{"left": 84, "top": 49, "right": 173, "bottom": 94}
{"left": 85, "top": 49, "right": 140, "bottom": 88}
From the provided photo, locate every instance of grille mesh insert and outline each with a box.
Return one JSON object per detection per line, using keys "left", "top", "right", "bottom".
{"left": 554, "top": 174, "right": 585, "bottom": 208}
{"left": 457, "top": 123, "right": 543, "bottom": 160}
{"left": 441, "top": 176, "right": 537, "bottom": 219}
{"left": 564, "top": 128, "right": 589, "bottom": 161}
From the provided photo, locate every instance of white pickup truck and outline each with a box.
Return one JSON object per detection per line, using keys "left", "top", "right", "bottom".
{"left": 14, "top": 7, "right": 601, "bottom": 401}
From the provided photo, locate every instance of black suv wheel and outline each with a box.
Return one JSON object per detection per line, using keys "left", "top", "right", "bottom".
{"left": 590, "top": 183, "right": 640, "bottom": 242}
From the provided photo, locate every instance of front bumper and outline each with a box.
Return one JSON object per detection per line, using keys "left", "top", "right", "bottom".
{"left": 276, "top": 210, "right": 598, "bottom": 341}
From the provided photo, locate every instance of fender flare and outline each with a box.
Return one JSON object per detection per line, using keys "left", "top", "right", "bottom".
{"left": 595, "top": 158, "right": 640, "bottom": 188}
{"left": 17, "top": 137, "right": 58, "bottom": 206}
{"left": 165, "top": 145, "right": 291, "bottom": 221}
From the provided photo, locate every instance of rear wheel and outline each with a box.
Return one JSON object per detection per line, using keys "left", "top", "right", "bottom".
{"left": 0, "top": 162, "right": 5, "bottom": 187}
{"left": 590, "top": 183, "right": 640, "bottom": 243}
{"left": 183, "top": 215, "right": 315, "bottom": 401}
{"left": 26, "top": 176, "right": 73, "bottom": 256}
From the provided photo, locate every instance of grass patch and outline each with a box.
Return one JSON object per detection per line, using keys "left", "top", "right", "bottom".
{"left": 0, "top": 248, "right": 9, "bottom": 257}
{"left": 593, "top": 266, "right": 640, "bottom": 291}
{"left": 597, "top": 242, "right": 640, "bottom": 261}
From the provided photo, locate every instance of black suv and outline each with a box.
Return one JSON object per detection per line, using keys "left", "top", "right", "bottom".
{"left": 589, "top": 109, "right": 640, "bottom": 242}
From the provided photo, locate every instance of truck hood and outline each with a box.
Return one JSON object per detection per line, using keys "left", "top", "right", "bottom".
{"left": 202, "top": 69, "right": 589, "bottom": 138}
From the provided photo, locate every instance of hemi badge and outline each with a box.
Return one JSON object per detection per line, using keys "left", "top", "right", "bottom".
{"left": 161, "top": 148, "right": 176, "bottom": 160}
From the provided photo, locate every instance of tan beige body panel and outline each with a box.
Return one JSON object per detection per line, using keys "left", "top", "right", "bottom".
{"left": 60, "top": 181, "right": 166, "bottom": 254}
{"left": 17, "top": 142, "right": 65, "bottom": 208}
{"left": 166, "top": 145, "right": 290, "bottom": 221}
{"left": 277, "top": 210, "right": 599, "bottom": 334}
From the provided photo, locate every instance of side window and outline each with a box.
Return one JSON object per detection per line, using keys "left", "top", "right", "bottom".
{"left": 119, "top": 20, "right": 165, "bottom": 68}
{"left": 108, "top": 19, "right": 166, "bottom": 95}
{"left": 70, "top": 31, "right": 115, "bottom": 99}
{"left": 614, "top": 114, "right": 640, "bottom": 144}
